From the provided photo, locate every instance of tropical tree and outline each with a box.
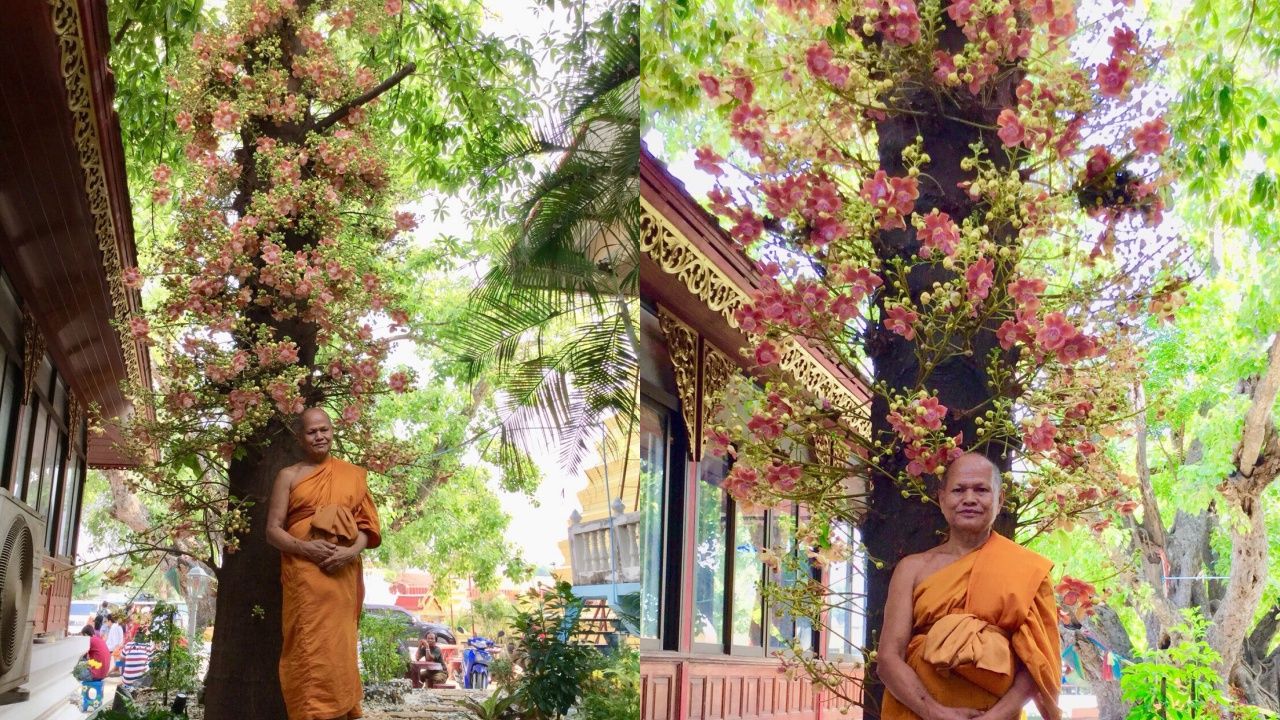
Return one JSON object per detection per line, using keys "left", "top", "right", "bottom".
{"left": 643, "top": 0, "right": 1181, "bottom": 714}
{"left": 103, "top": 1, "right": 541, "bottom": 717}
{"left": 456, "top": 1, "right": 640, "bottom": 478}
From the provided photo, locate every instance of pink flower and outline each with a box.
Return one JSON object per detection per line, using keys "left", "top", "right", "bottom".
{"left": 807, "top": 179, "right": 842, "bottom": 216}
{"left": 728, "top": 75, "right": 755, "bottom": 104}
{"left": 878, "top": 0, "right": 922, "bottom": 45}
{"left": 831, "top": 294, "right": 859, "bottom": 321}
{"left": 211, "top": 101, "right": 239, "bottom": 132}
{"left": 996, "top": 320, "right": 1023, "bottom": 350}
{"left": 341, "top": 404, "right": 362, "bottom": 424}
{"left": 734, "top": 305, "right": 762, "bottom": 333}
{"left": 996, "top": 109, "right": 1025, "bottom": 148}
{"left": 933, "top": 51, "right": 958, "bottom": 85}
{"left": 385, "top": 0, "right": 402, "bottom": 14}
{"left": 1035, "top": 312, "right": 1078, "bottom": 351}
{"left": 747, "top": 413, "right": 782, "bottom": 440}
{"left": 705, "top": 428, "right": 733, "bottom": 458}
{"left": 861, "top": 170, "right": 917, "bottom": 230}
{"left": 175, "top": 392, "right": 197, "bottom": 410}
{"left": 394, "top": 211, "right": 418, "bottom": 232}
{"left": 731, "top": 211, "right": 764, "bottom": 244}
{"left": 915, "top": 396, "right": 947, "bottom": 431}
{"left": 1023, "top": 418, "right": 1058, "bottom": 453}
{"left": 388, "top": 371, "right": 410, "bottom": 393}
{"left": 277, "top": 343, "right": 299, "bottom": 364}
{"left": 945, "top": 0, "right": 975, "bottom": 25}
{"left": 122, "top": 266, "right": 144, "bottom": 289}
{"left": 884, "top": 305, "right": 918, "bottom": 340}
{"left": 1084, "top": 146, "right": 1113, "bottom": 180}
{"left": 1056, "top": 334, "right": 1097, "bottom": 364}
{"left": 811, "top": 217, "right": 847, "bottom": 246}
{"left": 694, "top": 147, "right": 725, "bottom": 177}
{"left": 1108, "top": 26, "right": 1139, "bottom": 58}
{"left": 152, "top": 164, "right": 173, "bottom": 184}
{"left": 129, "top": 316, "right": 150, "bottom": 340}
{"left": 917, "top": 210, "right": 960, "bottom": 258}
{"left": 844, "top": 267, "right": 884, "bottom": 298}
{"left": 754, "top": 340, "right": 781, "bottom": 367}
{"left": 1133, "top": 118, "right": 1170, "bottom": 156}
{"left": 1095, "top": 58, "right": 1130, "bottom": 98}
{"left": 805, "top": 42, "right": 835, "bottom": 78}
{"left": 964, "top": 257, "right": 995, "bottom": 303}
{"left": 175, "top": 111, "right": 193, "bottom": 133}
{"left": 697, "top": 72, "right": 722, "bottom": 100}
{"left": 765, "top": 462, "right": 802, "bottom": 492}
{"left": 723, "top": 466, "right": 760, "bottom": 499}
{"left": 1007, "top": 277, "right": 1046, "bottom": 309}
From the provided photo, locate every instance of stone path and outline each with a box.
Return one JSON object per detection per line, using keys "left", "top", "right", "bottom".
{"left": 362, "top": 687, "right": 489, "bottom": 719}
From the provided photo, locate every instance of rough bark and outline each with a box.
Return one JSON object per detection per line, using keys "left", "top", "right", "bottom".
{"left": 1062, "top": 605, "right": 1132, "bottom": 720}
{"left": 860, "top": 23, "right": 1022, "bottom": 716}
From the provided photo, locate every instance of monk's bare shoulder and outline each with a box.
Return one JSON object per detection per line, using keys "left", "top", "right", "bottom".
{"left": 891, "top": 552, "right": 929, "bottom": 587}
{"left": 276, "top": 462, "right": 308, "bottom": 489}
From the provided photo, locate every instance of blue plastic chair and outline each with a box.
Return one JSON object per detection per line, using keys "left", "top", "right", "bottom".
{"left": 80, "top": 679, "right": 104, "bottom": 711}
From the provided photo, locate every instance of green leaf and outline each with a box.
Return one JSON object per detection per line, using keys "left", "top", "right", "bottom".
{"left": 1218, "top": 85, "right": 1233, "bottom": 117}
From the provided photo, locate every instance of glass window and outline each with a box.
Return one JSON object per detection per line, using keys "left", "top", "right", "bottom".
{"left": 826, "top": 521, "right": 866, "bottom": 661}
{"left": 0, "top": 361, "right": 18, "bottom": 482}
{"left": 57, "top": 459, "right": 82, "bottom": 557}
{"left": 731, "top": 504, "right": 765, "bottom": 649}
{"left": 692, "top": 456, "right": 729, "bottom": 647}
{"left": 22, "top": 404, "right": 48, "bottom": 507}
{"left": 768, "top": 503, "right": 799, "bottom": 650}
{"left": 39, "top": 426, "right": 63, "bottom": 519}
{"left": 638, "top": 403, "right": 668, "bottom": 641}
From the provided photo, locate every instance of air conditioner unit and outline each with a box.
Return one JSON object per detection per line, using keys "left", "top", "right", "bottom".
{"left": 0, "top": 487, "right": 43, "bottom": 702}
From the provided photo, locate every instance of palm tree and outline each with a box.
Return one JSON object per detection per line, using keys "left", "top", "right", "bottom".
{"left": 456, "top": 2, "right": 639, "bottom": 478}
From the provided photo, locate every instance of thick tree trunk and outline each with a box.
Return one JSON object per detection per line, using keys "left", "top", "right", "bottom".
{"left": 1062, "top": 606, "right": 1132, "bottom": 720}
{"left": 860, "top": 30, "right": 1021, "bottom": 713}
{"left": 203, "top": 431, "right": 300, "bottom": 719}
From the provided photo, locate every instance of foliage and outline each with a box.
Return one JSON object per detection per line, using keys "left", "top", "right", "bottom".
{"left": 455, "top": 1, "right": 640, "bottom": 479}
{"left": 1120, "top": 612, "right": 1269, "bottom": 720}
{"left": 149, "top": 601, "right": 202, "bottom": 704}
{"left": 458, "top": 595, "right": 517, "bottom": 640}
{"left": 460, "top": 685, "right": 523, "bottom": 720}
{"left": 488, "top": 655, "right": 517, "bottom": 688}
{"left": 358, "top": 610, "right": 408, "bottom": 685}
{"left": 578, "top": 645, "right": 640, "bottom": 720}
{"left": 98, "top": 707, "right": 185, "bottom": 720}
{"left": 509, "top": 581, "right": 598, "bottom": 720}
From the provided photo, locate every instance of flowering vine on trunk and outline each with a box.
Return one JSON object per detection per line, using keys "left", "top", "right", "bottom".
{"left": 686, "top": 0, "right": 1183, "bottom": 711}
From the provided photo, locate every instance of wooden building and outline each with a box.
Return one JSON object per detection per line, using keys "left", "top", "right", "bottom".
{"left": 638, "top": 148, "right": 868, "bottom": 720}
{"left": 0, "top": 0, "right": 152, "bottom": 714}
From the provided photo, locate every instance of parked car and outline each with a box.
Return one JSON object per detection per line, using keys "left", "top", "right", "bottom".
{"left": 361, "top": 604, "right": 457, "bottom": 658}
{"left": 67, "top": 600, "right": 98, "bottom": 634}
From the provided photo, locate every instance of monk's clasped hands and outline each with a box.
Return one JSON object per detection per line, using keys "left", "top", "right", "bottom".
{"left": 318, "top": 545, "right": 358, "bottom": 573}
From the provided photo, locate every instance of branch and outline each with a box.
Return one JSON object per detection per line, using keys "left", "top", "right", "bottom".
{"left": 1238, "top": 334, "right": 1280, "bottom": 477}
{"left": 1135, "top": 382, "right": 1165, "bottom": 546}
{"left": 314, "top": 63, "right": 417, "bottom": 134}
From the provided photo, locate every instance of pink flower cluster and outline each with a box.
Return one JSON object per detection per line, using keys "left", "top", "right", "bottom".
{"left": 861, "top": 170, "right": 918, "bottom": 230}
{"left": 916, "top": 210, "right": 961, "bottom": 258}
{"left": 804, "top": 41, "right": 850, "bottom": 88}
{"left": 1096, "top": 25, "right": 1141, "bottom": 99}
{"left": 886, "top": 393, "right": 962, "bottom": 476}
{"left": 864, "top": 0, "right": 921, "bottom": 46}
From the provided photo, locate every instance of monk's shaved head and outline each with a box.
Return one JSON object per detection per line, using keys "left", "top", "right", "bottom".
{"left": 943, "top": 452, "right": 1002, "bottom": 494}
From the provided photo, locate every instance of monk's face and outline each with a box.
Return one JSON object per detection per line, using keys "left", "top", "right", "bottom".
{"left": 939, "top": 454, "right": 1001, "bottom": 533}
{"left": 299, "top": 409, "right": 333, "bottom": 458}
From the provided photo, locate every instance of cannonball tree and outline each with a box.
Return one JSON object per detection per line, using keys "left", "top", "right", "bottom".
{"left": 644, "top": 0, "right": 1184, "bottom": 713}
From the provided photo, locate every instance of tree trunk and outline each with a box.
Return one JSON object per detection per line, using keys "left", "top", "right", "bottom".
{"left": 1062, "top": 606, "right": 1132, "bottom": 720}
{"left": 203, "top": 432, "right": 300, "bottom": 719}
{"left": 859, "top": 22, "right": 1023, "bottom": 716}
{"left": 1209, "top": 488, "right": 1272, "bottom": 686}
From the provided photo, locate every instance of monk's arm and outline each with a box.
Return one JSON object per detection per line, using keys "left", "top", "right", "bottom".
{"left": 877, "top": 557, "right": 977, "bottom": 720}
{"left": 264, "top": 468, "right": 337, "bottom": 563}
{"left": 319, "top": 529, "right": 369, "bottom": 572}
{"left": 976, "top": 665, "right": 1036, "bottom": 720}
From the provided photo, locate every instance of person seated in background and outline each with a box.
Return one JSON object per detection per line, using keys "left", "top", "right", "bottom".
{"left": 120, "top": 625, "right": 154, "bottom": 689}
{"left": 80, "top": 625, "right": 110, "bottom": 680}
{"left": 416, "top": 632, "right": 448, "bottom": 688}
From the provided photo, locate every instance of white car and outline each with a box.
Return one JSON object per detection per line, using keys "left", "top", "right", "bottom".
{"left": 67, "top": 600, "right": 99, "bottom": 635}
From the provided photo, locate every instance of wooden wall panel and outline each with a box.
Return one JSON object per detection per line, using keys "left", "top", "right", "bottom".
{"left": 642, "top": 652, "right": 864, "bottom": 720}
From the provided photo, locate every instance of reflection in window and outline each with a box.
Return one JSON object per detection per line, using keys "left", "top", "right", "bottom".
{"left": 732, "top": 504, "right": 765, "bottom": 648}
{"left": 693, "top": 456, "right": 729, "bottom": 645}
{"left": 638, "top": 404, "right": 667, "bottom": 640}
{"left": 826, "top": 521, "right": 866, "bottom": 660}
{"left": 768, "top": 503, "right": 798, "bottom": 650}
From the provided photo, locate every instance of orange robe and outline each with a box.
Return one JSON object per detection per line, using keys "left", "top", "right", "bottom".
{"left": 883, "top": 533, "right": 1061, "bottom": 720}
{"left": 280, "top": 457, "right": 382, "bottom": 720}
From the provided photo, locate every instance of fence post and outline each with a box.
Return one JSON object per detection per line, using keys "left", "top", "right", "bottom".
{"left": 1160, "top": 676, "right": 1167, "bottom": 720}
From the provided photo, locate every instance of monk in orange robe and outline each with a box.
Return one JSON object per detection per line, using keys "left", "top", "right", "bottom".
{"left": 266, "top": 407, "right": 382, "bottom": 720}
{"left": 877, "top": 453, "right": 1060, "bottom": 720}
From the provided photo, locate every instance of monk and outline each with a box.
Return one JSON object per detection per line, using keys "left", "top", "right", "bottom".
{"left": 266, "top": 407, "right": 382, "bottom": 720}
{"left": 877, "top": 453, "right": 1060, "bottom": 720}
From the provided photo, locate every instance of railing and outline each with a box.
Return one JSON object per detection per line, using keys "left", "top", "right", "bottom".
{"left": 568, "top": 511, "right": 640, "bottom": 586}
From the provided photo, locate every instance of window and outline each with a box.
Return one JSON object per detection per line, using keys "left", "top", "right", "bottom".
{"left": 638, "top": 402, "right": 667, "bottom": 643}
{"left": 825, "top": 521, "right": 867, "bottom": 661}
{"left": 691, "top": 456, "right": 729, "bottom": 649}
{"left": 730, "top": 503, "right": 765, "bottom": 651}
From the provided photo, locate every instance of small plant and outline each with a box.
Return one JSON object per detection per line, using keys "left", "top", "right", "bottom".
{"left": 1121, "top": 611, "right": 1271, "bottom": 720}
{"left": 510, "top": 580, "right": 598, "bottom": 720}
{"left": 578, "top": 645, "right": 639, "bottom": 720}
{"left": 148, "top": 601, "right": 201, "bottom": 706}
{"left": 489, "top": 655, "right": 517, "bottom": 687}
{"left": 358, "top": 610, "right": 406, "bottom": 685}
{"left": 461, "top": 685, "right": 522, "bottom": 720}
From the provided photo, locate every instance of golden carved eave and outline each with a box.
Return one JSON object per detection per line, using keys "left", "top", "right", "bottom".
{"left": 641, "top": 199, "right": 865, "bottom": 418}
{"left": 656, "top": 308, "right": 699, "bottom": 457}
{"left": 48, "top": 0, "right": 147, "bottom": 398}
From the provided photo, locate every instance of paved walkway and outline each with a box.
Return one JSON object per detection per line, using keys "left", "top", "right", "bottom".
{"left": 363, "top": 687, "right": 490, "bottom": 719}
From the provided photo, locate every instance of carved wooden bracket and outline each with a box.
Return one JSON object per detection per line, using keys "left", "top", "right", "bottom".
{"left": 656, "top": 308, "right": 698, "bottom": 457}
{"left": 21, "top": 310, "right": 46, "bottom": 405}
{"left": 701, "top": 342, "right": 735, "bottom": 440}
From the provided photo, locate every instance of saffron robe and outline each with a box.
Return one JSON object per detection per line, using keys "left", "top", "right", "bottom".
{"left": 882, "top": 533, "right": 1061, "bottom": 720}
{"left": 279, "top": 457, "right": 382, "bottom": 720}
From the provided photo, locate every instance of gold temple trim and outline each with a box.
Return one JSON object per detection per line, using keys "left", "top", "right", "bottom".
{"left": 48, "top": 0, "right": 146, "bottom": 397}
{"left": 640, "top": 199, "right": 864, "bottom": 415}
{"left": 656, "top": 308, "right": 699, "bottom": 456}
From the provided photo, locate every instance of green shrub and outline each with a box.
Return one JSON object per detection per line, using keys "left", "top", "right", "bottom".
{"left": 578, "top": 645, "right": 639, "bottom": 720}
{"left": 358, "top": 610, "right": 407, "bottom": 684}
{"left": 148, "top": 601, "right": 202, "bottom": 705}
{"left": 510, "top": 581, "right": 599, "bottom": 720}
{"left": 1121, "top": 611, "right": 1270, "bottom": 720}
